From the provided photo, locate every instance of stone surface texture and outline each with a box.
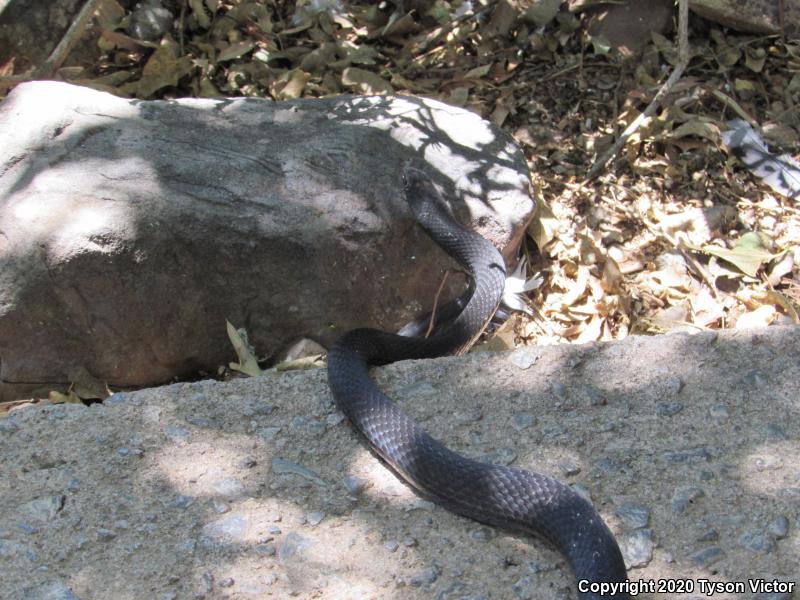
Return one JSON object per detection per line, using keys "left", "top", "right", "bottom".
{"left": 689, "top": 0, "right": 799, "bottom": 35}
{"left": 0, "top": 81, "right": 533, "bottom": 400}
{"left": 0, "top": 325, "right": 798, "bottom": 599}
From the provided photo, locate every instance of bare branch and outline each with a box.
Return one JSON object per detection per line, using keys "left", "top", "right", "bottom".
{"left": 586, "top": 0, "right": 690, "bottom": 180}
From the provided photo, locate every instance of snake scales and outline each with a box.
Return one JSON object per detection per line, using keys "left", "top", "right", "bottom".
{"left": 327, "top": 166, "right": 629, "bottom": 599}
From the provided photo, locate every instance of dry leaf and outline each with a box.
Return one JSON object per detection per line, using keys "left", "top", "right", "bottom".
{"left": 138, "top": 38, "right": 194, "bottom": 97}
{"left": 96, "top": 0, "right": 127, "bottom": 30}
{"left": 575, "top": 314, "right": 603, "bottom": 343}
{"left": 446, "top": 86, "right": 470, "bottom": 106}
{"left": 560, "top": 265, "right": 590, "bottom": 307}
{"left": 464, "top": 64, "right": 491, "bottom": 79}
{"left": 217, "top": 41, "right": 256, "bottom": 63}
{"left": 734, "top": 78, "right": 756, "bottom": 94}
{"left": 668, "top": 119, "right": 721, "bottom": 143}
{"left": 68, "top": 366, "right": 111, "bottom": 400}
{"left": 341, "top": 67, "right": 393, "bottom": 94}
{"left": 0, "top": 57, "right": 15, "bottom": 77}
{"left": 768, "top": 252, "right": 794, "bottom": 287}
{"left": 601, "top": 255, "right": 623, "bottom": 293}
{"left": 189, "top": 0, "right": 211, "bottom": 29}
{"left": 527, "top": 196, "right": 559, "bottom": 251}
{"left": 699, "top": 232, "right": 774, "bottom": 278}
{"left": 744, "top": 47, "right": 766, "bottom": 73}
{"left": 649, "top": 303, "right": 691, "bottom": 331}
{"left": 690, "top": 288, "right": 724, "bottom": 327}
{"left": 275, "top": 355, "right": 326, "bottom": 371}
{"left": 480, "top": 317, "right": 518, "bottom": 352}
{"left": 715, "top": 42, "right": 740, "bottom": 67}
{"left": 227, "top": 320, "right": 262, "bottom": 377}
{"left": 739, "top": 289, "right": 800, "bottom": 324}
{"left": 735, "top": 305, "right": 776, "bottom": 329}
{"left": 275, "top": 69, "right": 311, "bottom": 100}
{"left": 101, "top": 30, "right": 154, "bottom": 51}
{"left": 48, "top": 390, "right": 82, "bottom": 404}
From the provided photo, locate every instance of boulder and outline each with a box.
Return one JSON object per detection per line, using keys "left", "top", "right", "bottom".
{"left": 571, "top": 0, "right": 799, "bottom": 37}
{"left": 690, "top": 0, "right": 799, "bottom": 35}
{"left": 585, "top": 0, "right": 675, "bottom": 55}
{"left": 0, "top": 82, "right": 534, "bottom": 400}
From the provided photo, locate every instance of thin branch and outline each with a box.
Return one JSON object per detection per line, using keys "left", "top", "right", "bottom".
{"left": 587, "top": 0, "right": 690, "bottom": 179}
{"left": 39, "top": 0, "right": 101, "bottom": 77}
{"left": 1, "top": 0, "right": 100, "bottom": 91}
{"left": 425, "top": 270, "right": 450, "bottom": 338}
{"left": 709, "top": 88, "right": 757, "bottom": 124}
{"left": 0, "top": 73, "right": 32, "bottom": 91}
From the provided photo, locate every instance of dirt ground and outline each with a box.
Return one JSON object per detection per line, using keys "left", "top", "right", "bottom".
{"left": 1, "top": 325, "right": 798, "bottom": 600}
{"left": 1, "top": 4, "right": 799, "bottom": 599}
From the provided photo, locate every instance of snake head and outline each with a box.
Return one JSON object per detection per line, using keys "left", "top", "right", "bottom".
{"left": 402, "top": 164, "right": 444, "bottom": 221}
{"left": 402, "top": 164, "right": 430, "bottom": 193}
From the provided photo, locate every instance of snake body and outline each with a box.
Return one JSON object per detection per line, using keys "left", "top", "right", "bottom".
{"left": 327, "top": 166, "right": 629, "bottom": 599}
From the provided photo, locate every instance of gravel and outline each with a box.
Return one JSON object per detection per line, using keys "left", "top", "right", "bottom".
{"left": 0, "top": 326, "right": 798, "bottom": 599}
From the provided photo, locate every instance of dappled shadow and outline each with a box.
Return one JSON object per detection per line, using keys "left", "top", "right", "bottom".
{"left": 328, "top": 95, "right": 528, "bottom": 205}
{"left": 0, "top": 84, "right": 532, "bottom": 399}
{"left": 1, "top": 326, "right": 797, "bottom": 599}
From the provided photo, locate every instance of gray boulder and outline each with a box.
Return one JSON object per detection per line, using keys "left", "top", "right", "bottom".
{"left": 0, "top": 81, "right": 534, "bottom": 400}
{"left": 690, "top": 0, "right": 799, "bottom": 35}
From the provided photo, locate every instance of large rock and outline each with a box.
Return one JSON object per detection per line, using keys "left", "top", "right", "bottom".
{"left": 572, "top": 1, "right": 799, "bottom": 37}
{"left": 690, "top": 0, "right": 799, "bottom": 35}
{"left": 0, "top": 82, "right": 534, "bottom": 400}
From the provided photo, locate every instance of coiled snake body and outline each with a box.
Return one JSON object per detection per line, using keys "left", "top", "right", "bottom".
{"left": 328, "top": 167, "right": 629, "bottom": 599}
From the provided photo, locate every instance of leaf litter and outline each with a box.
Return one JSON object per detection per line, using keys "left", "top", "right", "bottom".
{"left": 1, "top": 1, "right": 798, "bottom": 393}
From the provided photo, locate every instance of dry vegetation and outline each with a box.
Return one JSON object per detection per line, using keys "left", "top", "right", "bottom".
{"left": 3, "top": 0, "right": 799, "bottom": 350}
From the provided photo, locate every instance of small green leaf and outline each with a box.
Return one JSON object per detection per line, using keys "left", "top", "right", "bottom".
{"left": 700, "top": 232, "right": 774, "bottom": 277}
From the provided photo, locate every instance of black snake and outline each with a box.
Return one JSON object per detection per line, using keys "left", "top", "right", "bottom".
{"left": 327, "top": 166, "right": 629, "bottom": 599}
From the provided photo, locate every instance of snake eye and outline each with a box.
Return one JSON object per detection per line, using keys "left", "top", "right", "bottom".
{"left": 402, "top": 165, "right": 427, "bottom": 189}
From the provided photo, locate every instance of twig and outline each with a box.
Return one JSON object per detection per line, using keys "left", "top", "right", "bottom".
{"left": 674, "top": 240, "right": 718, "bottom": 299}
{"left": 425, "top": 270, "right": 450, "bottom": 338}
{"left": 0, "top": 73, "right": 32, "bottom": 90}
{"left": 1, "top": 0, "right": 100, "bottom": 91}
{"left": 586, "top": 0, "right": 690, "bottom": 179}
{"left": 709, "top": 88, "right": 757, "bottom": 125}
{"left": 636, "top": 203, "right": 720, "bottom": 299}
{"left": 39, "top": 0, "right": 101, "bottom": 77}
{"left": 178, "top": 1, "right": 186, "bottom": 56}
{"left": 541, "top": 62, "right": 580, "bottom": 82}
